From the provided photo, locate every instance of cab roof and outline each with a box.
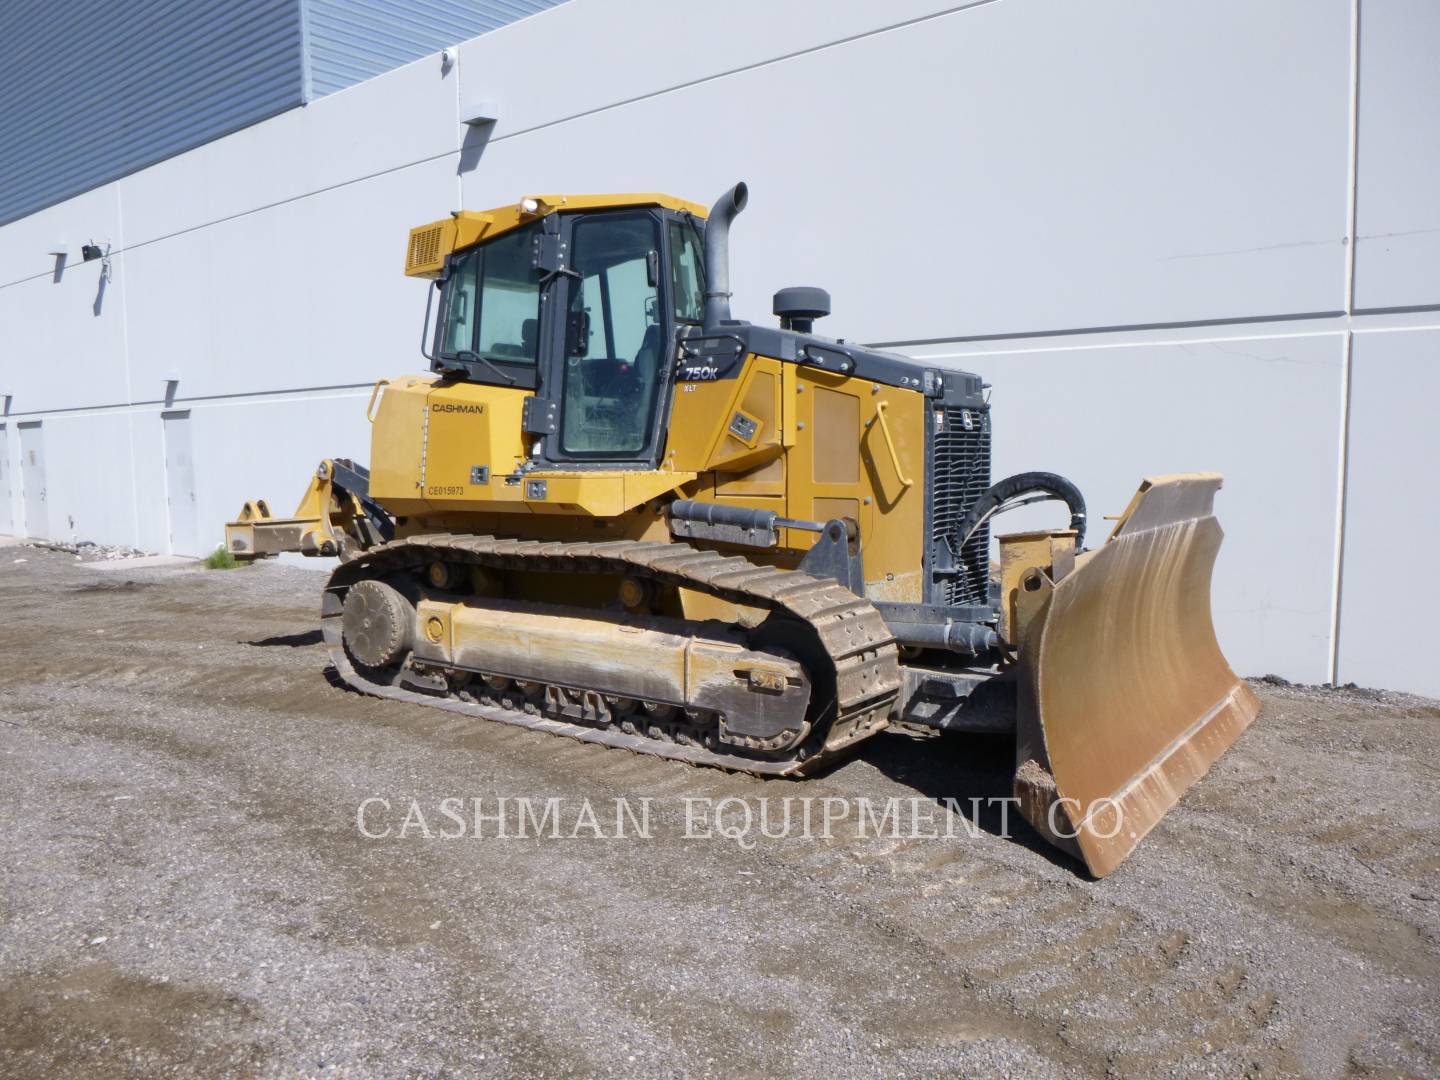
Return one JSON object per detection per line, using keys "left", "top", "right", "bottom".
{"left": 404, "top": 192, "right": 707, "bottom": 278}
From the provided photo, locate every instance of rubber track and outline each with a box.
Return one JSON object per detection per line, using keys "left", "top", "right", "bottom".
{"left": 320, "top": 535, "right": 903, "bottom": 776}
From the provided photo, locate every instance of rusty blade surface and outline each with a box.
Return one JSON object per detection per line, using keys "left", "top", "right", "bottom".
{"left": 1014, "top": 474, "right": 1260, "bottom": 877}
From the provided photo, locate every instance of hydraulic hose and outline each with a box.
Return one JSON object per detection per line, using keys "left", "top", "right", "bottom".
{"left": 953, "top": 471, "right": 1088, "bottom": 551}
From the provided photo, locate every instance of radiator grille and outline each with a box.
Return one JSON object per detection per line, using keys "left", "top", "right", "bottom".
{"left": 930, "top": 404, "right": 992, "bottom": 607}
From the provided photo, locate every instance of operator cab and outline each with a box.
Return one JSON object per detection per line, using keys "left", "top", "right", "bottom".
{"left": 429, "top": 202, "right": 706, "bottom": 466}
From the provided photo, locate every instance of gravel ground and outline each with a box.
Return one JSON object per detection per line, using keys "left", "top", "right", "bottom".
{"left": 0, "top": 545, "right": 1435, "bottom": 1079}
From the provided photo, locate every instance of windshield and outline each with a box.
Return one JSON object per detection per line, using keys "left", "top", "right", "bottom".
{"left": 438, "top": 225, "right": 542, "bottom": 368}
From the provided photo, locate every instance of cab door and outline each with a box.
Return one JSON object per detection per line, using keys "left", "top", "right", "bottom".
{"left": 538, "top": 210, "right": 675, "bottom": 465}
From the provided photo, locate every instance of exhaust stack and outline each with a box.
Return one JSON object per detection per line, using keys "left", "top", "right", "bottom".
{"left": 703, "top": 182, "right": 748, "bottom": 331}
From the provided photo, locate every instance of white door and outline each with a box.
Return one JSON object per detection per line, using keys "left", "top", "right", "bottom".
{"left": 0, "top": 425, "right": 11, "bottom": 535}
{"left": 18, "top": 422, "right": 45, "bottom": 539}
{"left": 162, "top": 411, "right": 200, "bottom": 556}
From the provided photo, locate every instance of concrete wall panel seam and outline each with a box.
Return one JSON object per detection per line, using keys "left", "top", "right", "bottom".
{"left": 1327, "top": 0, "right": 1361, "bottom": 682}
{"left": 1343, "top": 0, "right": 1361, "bottom": 316}
{"left": 115, "top": 183, "right": 143, "bottom": 550}
{"left": 1327, "top": 330, "right": 1354, "bottom": 684}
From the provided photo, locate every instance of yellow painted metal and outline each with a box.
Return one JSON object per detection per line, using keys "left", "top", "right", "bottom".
{"left": 1012, "top": 474, "right": 1260, "bottom": 877}
{"left": 416, "top": 379, "right": 533, "bottom": 510}
{"left": 997, "top": 530, "right": 1078, "bottom": 643}
{"left": 367, "top": 376, "right": 694, "bottom": 519}
{"left": 405, "top": 193, "right": 710, "bottom": 277}
{"left": 667, "top": 355, "right": 786, "bottom": 475}
{"left": 410, "top": 596, "right": 809, "bottom": 723}
{"left": 674, "top": 587, "right": 767, "bottom": 628}
{"left": 507, "top": 470, "right": 694, "bottom": 517}
{"left": 791, "top": 370, "right": 926, "bottom": 602}
{"left": 396, "top": 508, "right": 669, "bottom": 552}
{"left": 365, "top": 378, "right": 390, "bottom": 423}
{"left": 223, "top": 459, "right": 367, "bottom": 560}
{"left": 404, "top": 212, "right": 495, "bottom": 276}
{"left": 666, "top": 357, "right": 927, "bottom": 602}
{"left": 367, "top": 376, "right": 436, "bottom": 514}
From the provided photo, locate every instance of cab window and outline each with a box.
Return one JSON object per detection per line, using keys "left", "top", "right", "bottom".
{"left": 560, "top": 213, "right": 666, "bottom": 455}
{"left": 669, "top": 219, "right": 705, "bottom": 324}
{"left": 438, "top": 226, "right": 542, "bottom": 368}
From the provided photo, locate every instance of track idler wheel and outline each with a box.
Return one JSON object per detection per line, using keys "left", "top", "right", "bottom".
{"left": 342, "top": 579, "right": 414, "bottom": 669}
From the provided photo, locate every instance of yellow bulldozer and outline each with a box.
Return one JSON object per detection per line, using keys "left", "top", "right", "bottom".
{"left": 225, "top": 183, "right": 1258, "bottom": 876}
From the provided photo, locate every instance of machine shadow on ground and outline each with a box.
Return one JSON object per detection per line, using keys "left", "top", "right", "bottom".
{"left": 244, "top": 629, "right": 324, "bottom": 648}
{"left": 853, "top": 731, "right": 1089, "bottom": 875}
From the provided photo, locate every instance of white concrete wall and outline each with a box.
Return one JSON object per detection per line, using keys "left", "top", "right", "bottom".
{"left": 1, "top": 0, "right": 1436, "bottom": 694}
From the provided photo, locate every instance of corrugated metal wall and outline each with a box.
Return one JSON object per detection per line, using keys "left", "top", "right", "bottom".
{"left": 0, "top": 0, "right": 305, "bottom": 227}
{"left": 303, "top": 0, "right": 567, "bottom": 98}
{"left": 0, "top": 0, "right": 569, "bottom": 227}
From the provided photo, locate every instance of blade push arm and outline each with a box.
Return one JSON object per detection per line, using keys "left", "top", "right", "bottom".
{"left": 224, "top": 458, "right": 393, "bottom": 562}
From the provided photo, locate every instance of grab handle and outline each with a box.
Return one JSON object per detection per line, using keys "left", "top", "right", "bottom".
{"left": 870, "top": 400, "right": 913, "bottom": 489}
{"left": 365, "top": 379, "right": 390, "bottom": 424}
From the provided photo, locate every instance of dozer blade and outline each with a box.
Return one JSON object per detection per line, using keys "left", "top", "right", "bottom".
{"left": 1013, "top": 474, "right": 1259, "bottom": 877}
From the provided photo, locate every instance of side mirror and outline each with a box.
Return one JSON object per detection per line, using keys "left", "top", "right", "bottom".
{"left": 646, "top": 249, "right": 660, "bottom": 288}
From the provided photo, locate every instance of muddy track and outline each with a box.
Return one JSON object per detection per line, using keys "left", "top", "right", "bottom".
{"left": 0, "top": 548, "right": 1435, "bottom": 1078}
{"left": 322, "top": 533, "right": 902, "bottom": 774}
